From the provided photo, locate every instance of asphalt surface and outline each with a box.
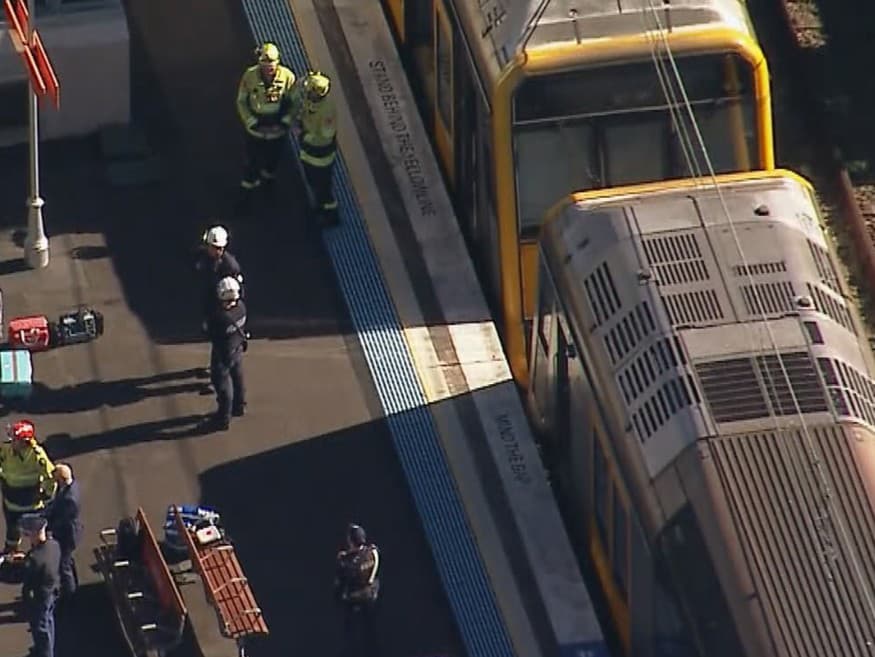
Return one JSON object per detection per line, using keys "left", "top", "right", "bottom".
{"left": 0, "top": 0, "right": 465, "bottom": 655}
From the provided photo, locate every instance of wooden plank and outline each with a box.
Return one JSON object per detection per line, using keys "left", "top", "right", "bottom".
{"left": 172, "top": 507, "right": 269, "bottom": 638}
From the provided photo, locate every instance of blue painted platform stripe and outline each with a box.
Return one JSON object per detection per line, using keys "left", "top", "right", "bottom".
{"left": 240, "top": 2, "right": 516, "bottom": 656}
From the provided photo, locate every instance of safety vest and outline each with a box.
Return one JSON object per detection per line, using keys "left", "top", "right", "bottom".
{"left": 0, "top": 443, "right": 56, "bottom": 512}
{"left": 236, "top": 65, "right": 296, "bottom": 140}
{"left": 297, "top": 94, "right": 337, "bottom": 168}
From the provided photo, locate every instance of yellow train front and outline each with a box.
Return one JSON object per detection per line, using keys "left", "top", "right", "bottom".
{"left": 528, "top": 170, "right": 875, "bottom": 656}
{"left": 382, "top": 0, "right": 775, "bottom": 385}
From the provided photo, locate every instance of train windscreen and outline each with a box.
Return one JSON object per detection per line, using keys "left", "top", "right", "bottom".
{"left": 512, "top": 53, "right": 757, "bottom": 237}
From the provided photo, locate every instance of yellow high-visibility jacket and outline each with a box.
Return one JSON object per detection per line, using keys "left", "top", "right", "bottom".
{"left": 294, "top": 92, "right": 337, "bottom": 168}
{"left": 236, "top": 65, "right": 296, "bottom": 140}
{"left": 0, "top": 443, "right": 56, "bottom": 512}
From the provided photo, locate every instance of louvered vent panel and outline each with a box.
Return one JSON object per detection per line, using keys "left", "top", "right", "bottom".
{"left": 602, "top": 301, "right": 656, "bottom": 365}
{"left": 806, "top": 283, "right": 857, "bottom": 335}
{"left": 643, "top": 233, "right": 710, "bottom": 285}
{"left": 661, "top": 290, "right": 724, "bottom": 326}
{"left": 819, "top": 358, "right": 875, "bottom": 427}
{"left": 741, "top": 281, "right": 796, "bottom": 316}
{"left": 733, "top": 261, "right": 788, "bottom": 276}
{"left": 697, "top": 358, "right": 767, "bottom": 422}
{"left": 808, "top": 240, "right": 841, "bottom": 293}
{"left": 584, "top": 262, "right": 622, "bottom": 327}
{"left": 756, "top": 352, "right": 829, "bottom": 416}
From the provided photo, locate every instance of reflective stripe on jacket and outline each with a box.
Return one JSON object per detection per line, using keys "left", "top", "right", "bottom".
{"left": 297, "top": 95, "right": 337, "bottom": 167}
{"left": 0, "top": 443, "right": 56, "bottom": 512}
{"left": 236, "top": 65, "right": 296, "bottom": 140}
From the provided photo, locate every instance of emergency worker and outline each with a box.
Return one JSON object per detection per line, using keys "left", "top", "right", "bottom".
{"left": 293, "top": 71, "right": 339, "bottom": 226}
{"left": 20, "top": 514, "right": 60, "bottom": 657}
{"left": 195, "top": 226, "right": 244, "bottom": 320}
{"left": 0, "top": 421, "right": 56, "bottom": 556}
{"left": 205, "top": 277, "right": 248, "bottom": 431}
{"left": 195, "top": 225, "right": 243, "bottom": 383}
{"left": 334, "top": 523, "right": 380, "bottom": 656}
{"left": 46, "top": 463, "right": 81, "bottom": 598}
{"left": 236, "top": 42, "right": 297, "bottom": 210}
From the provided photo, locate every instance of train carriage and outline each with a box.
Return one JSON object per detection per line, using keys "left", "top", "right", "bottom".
{"left": 528, "top": 169, "right": 875, "bottom": 656}
{"left": 382, "top": 0, "right": 775, "bottom": 385}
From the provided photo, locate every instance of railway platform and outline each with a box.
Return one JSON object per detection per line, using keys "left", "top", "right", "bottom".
{"left": 0, "top": 0, "right": 603, "bottom": 656}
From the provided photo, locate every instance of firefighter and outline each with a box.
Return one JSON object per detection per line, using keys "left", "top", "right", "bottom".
{"left": 20, "top": 513, "right": 60, "bottom": 657}
{"left": 334, "top": 523, "right": 380, "bottom": 656}
{"left": 293, "top": 71, "right": 339, "bottom": 227}
{"left": 235, "top": 42, "right": 297, "bottom": 211}
{"left": 204, "top": 276, "right": 248, "bottom": 431}
{"left": 0, "top": 421, "right": 56, "bottom": 556}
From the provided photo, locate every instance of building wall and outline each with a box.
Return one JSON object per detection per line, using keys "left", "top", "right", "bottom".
{"left": 0, "top": 1, "right": 130, "bottom": 145}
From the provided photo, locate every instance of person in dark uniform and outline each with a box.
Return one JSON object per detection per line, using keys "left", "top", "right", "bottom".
{"left": 205, "top": 276, "right": 248, "bottom": 431}
{"left": 195, "top": 225, "right": 244, "bottom": 384}
{"left": 334, "top": 523, "right": 380, "bottom": 657}
{"left": 20, "top": 514, "right": 60, "bottom": 657}
{"left": 45, "top": 463, "right": 81, "bottom": 599}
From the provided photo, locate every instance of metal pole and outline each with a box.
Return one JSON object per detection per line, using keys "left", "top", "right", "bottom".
{"left": 24, "top": 0, "right": 48, "bottom": 269}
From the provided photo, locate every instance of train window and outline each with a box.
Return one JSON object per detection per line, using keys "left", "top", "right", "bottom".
{"left": 593, "top": 433, "right": 609, "bottom": 545}
{"left": 511, "top": 53, "right": 758, "bottom": 234}
{"left": 804, "top": 321, "right": 824, "bottom": 344}
{"left": 612, "top": 489, "right": 628, "bottom": 599}
{"left": 660, "top": 506, "right": 745, "bottom": 656}
{"left": 513, "top": 121, "right": 597, "bottom": 235}
{"left": 407, "top": 0, "right": 433, "bottom": 46}
{"left": 435, "top": 11, "right": 453, "bottom": 131}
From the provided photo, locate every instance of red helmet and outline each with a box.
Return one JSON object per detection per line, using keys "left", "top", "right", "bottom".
{"left": 8, "top": 420, "right": 35, "bottom": 442}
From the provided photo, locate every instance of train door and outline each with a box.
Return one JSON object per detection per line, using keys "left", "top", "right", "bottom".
{"left": 433, "top": 0, "right": 455, "bottom": 184}
{"left": 384, "top": 0, "right": 405, "bottom": 41}
{"left": 455, "top": 58, "right": 479, "bottom": 246}
{"left": 403, "top": 0, "right": 433, "bottom": 116}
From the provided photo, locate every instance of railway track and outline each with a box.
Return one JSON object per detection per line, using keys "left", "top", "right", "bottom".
{"left": 753, "top": 0, "right": 875, "bottom": 328}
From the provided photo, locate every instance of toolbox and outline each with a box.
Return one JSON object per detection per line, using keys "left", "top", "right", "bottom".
{"left": 0, "top": 349, "right": 33, "bottom": 399}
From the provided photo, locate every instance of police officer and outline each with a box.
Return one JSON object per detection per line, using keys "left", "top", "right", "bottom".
{"left": 205, "top": 276, "right": 248, "bottom": 431}
{"left": 236, "top": 42, "right": 297, "bottom": 212}
{"left": 46, "top": 463, "right": 81, "bottom": 599}
{"left": 0, "top": 421, "right": 56, "bottom": 557}
{"left": 195, "top": 226, "right": 243, "bottom": 381}
{"left": 334, "top": 523, "right": 380, "bottom": 656}
{"left": 292, "top": 71, "right": 338, "bottom": 227}
{"left": 20, "top": 514, "right": 60, "bottom": 657}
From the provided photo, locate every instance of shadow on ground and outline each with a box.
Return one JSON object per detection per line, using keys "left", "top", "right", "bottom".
{"left": 0, "top": 0, "right": 356, "bottom": 346}
{"left": 198, "top": 417, "right": 466, "bottom": 657}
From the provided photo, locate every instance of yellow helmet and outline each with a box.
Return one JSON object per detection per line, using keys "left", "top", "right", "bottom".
{"left": 257, "top": 42, "right": 281, "bottom": 65}
{"left": 304, "top": 71, "right": 331, "bottom": 99}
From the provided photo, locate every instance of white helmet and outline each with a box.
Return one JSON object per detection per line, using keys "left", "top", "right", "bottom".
{"left": 217, "top": 276, "right": 241, "bottom": 302}
{"left": 203, "top": 225, "right": 229, "bottom": 249}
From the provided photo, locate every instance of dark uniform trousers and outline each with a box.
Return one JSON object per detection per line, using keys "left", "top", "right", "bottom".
{"left": 208, "top": 299, "right": 247, "bottom": 423}
{"left": 336, "top": 545, "right": 379, "bottom": 657}
{"left": 23, "top": 538, "right": 61, "bottom": 657}
{"left": 47, "top": 480, "right": 82, "bottom": 597}
{"left": 242, "top": 134, "right": 286, "bottom": 190}
{"left": 4, "top": 505, "right": 26, "bottom": 551}
{"left": 302, "top": 161, "right": 337, "bottom": 214}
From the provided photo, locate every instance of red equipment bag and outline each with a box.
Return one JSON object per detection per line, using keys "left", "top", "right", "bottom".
{"left": 8, "top": 316, "right": 52, "bottom": 351}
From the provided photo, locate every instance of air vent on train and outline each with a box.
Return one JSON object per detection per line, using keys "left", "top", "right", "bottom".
{"left": 696, "top": 352, "right": 828, "bottom": 423}
{"left": 584, "top": 262, "right": 622, "bottom": 327}
{"left": 807, "top": 240, "right": 840, "bottom": 293}
{"left": 642, "top": 233, "right": 710, "bottom": 285}
{"left": 805, "top": 283, "right": 857, "bottom": 335}
{"left": 661, "top": 290, "right": 724, "bottom": 326}
{"left": 740, "top": 281, "right": 796, "bottom": 316}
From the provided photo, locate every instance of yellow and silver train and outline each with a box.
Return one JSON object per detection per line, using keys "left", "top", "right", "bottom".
{"left": 382, "top": 0, "right": 775, "bottom": 385}
{"left": 528, "top": 169, "right": 875, "bottom": 656}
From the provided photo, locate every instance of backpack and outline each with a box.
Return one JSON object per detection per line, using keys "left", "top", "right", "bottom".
{"left": 116, "top": 516, "right": 141, "bottom": 561}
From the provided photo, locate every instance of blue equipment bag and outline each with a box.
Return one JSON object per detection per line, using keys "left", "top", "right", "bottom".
{"left": 0, "top": 349, "right": 32, "bottom": 399}
{"left": 163, "top": 504, "right": 222, "bottom": 552}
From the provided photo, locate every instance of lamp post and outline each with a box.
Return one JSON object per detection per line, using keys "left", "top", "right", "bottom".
{"left": 23, "top": 0, "right": 48, "bottom": 269}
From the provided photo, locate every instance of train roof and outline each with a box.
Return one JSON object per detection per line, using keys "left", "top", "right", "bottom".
{"left": 452, "top": 0, "right": 758, "bottom": 81}
{"left": 541, "top": 171, "right": 875, "bottom": 654}
{"left": 541, "top": 172, "right": 875, "bottom": 475}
